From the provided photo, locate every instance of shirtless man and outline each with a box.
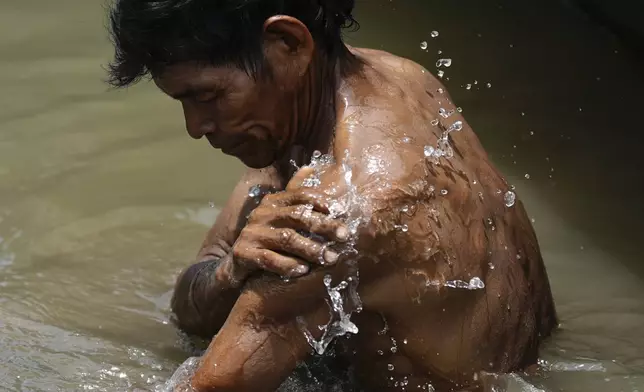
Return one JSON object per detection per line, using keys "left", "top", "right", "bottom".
{"left": 106, "top": 0, "right": 557, "bottom": 390}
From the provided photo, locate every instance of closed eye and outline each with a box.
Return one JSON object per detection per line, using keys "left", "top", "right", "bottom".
{"left": 194, "top": 88, "right": 224, "bottom": 104}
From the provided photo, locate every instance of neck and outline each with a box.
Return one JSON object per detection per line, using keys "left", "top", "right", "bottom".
{"left": 276, "top": 53, "right": 340, "bottom": 178}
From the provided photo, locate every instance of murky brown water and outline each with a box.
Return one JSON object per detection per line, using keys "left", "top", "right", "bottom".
{"left": 1, "top": 0, "right": 643, "bottom": 391}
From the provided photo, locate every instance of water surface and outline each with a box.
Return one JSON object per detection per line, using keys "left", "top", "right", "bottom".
{"left": 1, "top": 0, "right": 643, "bottom": 390}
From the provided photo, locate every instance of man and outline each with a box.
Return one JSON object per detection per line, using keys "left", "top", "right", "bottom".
{"left": 107, "top": 0, "right": 557, "bottom": 390}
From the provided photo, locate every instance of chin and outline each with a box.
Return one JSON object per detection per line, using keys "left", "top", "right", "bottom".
{"left": 238, "top": 151, "right": 275, "bottom": 169}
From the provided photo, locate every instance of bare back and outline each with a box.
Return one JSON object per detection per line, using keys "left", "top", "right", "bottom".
{"left": 327, "top": 48, "right": 557, "bottom": 389}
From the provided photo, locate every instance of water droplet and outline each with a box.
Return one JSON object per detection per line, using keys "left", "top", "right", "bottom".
{"left": 401, "top": 136, "right": 411, "bottom": 143}
{"left": 439, "top": 108, "right": 455, "bottom": 118}
{"left": 531, "top": 218, "right": 536, "bottom": 223}
{"left": 474, "top": 80, "right": 478, "bottom": 85}
{"left": 248, "top": 185, "right": 262, "bottom": 198}
{"left": 488, "top": 262, "right": 495, "bottom": 270}
{"left": 437, "top": 88, "right": 444, "bottom": 94}
{"left": 208, "top": 201, "right": 215, "bottom": 208}
{"left": 431, "top": 30, "right": 439, "bottom": 38}
{"left": 403, "top": 339, "right": 408, "bottom": 344}
{"left": 430, "top": 119, "right": 439, "bottom": 126}
{"left": 400, "top": 224, "right": 409, "bottom": 232}
{"left": 420, "top": 41, "right": 428, "bottom": 50}
{"left": 436, "top": 58, "right": 452, "bottom": 68}
{"left": 486, "top": 82, "right": 492, "bottom": 88}
{"left": 530, "top": 130, "right": 535, "bottom": 136}
{"left": 524, "top": 173, "right": 531, "bottom": 180}
{"left": 504, "top": 191, "right": 516, "bottom": 207}
{"left": 465, "top": 84, "right": 472, "bottom": 90}
{"left": 521, "top": 112, "right": 525, "bottom": 116}
{"left": 312, "top": 150, "right": 322, "bottom": 159}
{"left": 437, "top": 50, "right": 443, "bottom": 54}
{"left": 516, "top": 254, "right": 522, "bottom": 260}
{"left": 440, "top": 189, "right": 448, "bottom": 195}
{"left": 437, "top": 70, "right": 445, "bottom": 78}
{"left": 378, "top": 350, "right": 384, "bottom": 355}
{"left": 469, "top": 277, "right": 485, "bottom": 289}
{"left": 456, "top": 107, "right": 463, "bottom": 112}
{"left": 448, "top": 120, "right": 463, "bottom": 132}
{"left": 424, "top": 146, "right": 435, "bottom": 157}
{"left": 388, "top": 364, "right": 395, "bottom": 371}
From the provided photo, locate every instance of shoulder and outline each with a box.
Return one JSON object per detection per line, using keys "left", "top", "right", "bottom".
{"left": 351, "top": 46, "right": 441, "bottom": 90}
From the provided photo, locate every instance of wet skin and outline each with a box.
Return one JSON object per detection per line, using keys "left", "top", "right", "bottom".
{"left": 157, "top": 17, "right": 557, "bottom": 392}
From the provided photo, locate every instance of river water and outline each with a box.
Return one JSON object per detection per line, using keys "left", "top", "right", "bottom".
{"left": 1, "top": 0, "right": 642, "bottom": 391}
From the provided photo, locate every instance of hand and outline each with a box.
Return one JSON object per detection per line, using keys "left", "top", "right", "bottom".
{"left": 227, "top": 170, "right": 349, "bottom": 285}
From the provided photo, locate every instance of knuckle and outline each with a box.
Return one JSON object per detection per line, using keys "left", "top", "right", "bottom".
{"left": 289, "top": 205, "right": 311, "bottom": 222}
{"left": 258, "top": 250, "right": 279, "bottom": 271}
{"left": 232, "top": 246, "right": 245, "bottom": 260}
{"left": 262, "top": 193, "right": 281, "bottom": 206}
{"left": 278, "top": 228, "right": 297, "bottom": 247}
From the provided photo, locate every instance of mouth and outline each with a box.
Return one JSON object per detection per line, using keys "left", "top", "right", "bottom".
{"left": 207, "top": 136, "right": 245, "bottom": 155}
{"left": 221, "top": 140, "right": 247, "bottom": 156}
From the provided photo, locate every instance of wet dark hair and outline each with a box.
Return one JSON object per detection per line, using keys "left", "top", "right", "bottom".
{"left": 106, "top": 0, "right": 360, "bottom": 88}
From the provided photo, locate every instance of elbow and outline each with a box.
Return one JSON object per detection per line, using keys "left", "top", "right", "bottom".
{"left": 170, "top": 262, "right": 211, "bottom": 338}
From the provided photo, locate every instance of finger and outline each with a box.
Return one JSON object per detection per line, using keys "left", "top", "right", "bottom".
{"left": 285, "top": 166, "right": 316, "bottom": 192}
{"left": 275, "top": 205, "right": 349, "bottom": 242}
{"left": 262, "top": 189, "right": 334, "bottom": 214}
{"left": 264, "top": 227, "right": 340, "bottom": 266}
{"left": 233, "top": 246, "right": 310, "bottom": 278}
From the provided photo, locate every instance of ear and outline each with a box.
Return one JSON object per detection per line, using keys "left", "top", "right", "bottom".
{"left": 262, "top": 16, "right": 315, "bottom": 82}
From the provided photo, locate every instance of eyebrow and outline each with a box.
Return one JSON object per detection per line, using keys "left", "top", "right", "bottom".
{"left": 168, "top": 87, "right": 212, "bottom": 100}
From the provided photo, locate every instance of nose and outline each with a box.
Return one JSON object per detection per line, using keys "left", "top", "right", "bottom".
{"left": 182, "top": 102, "right": 215, "bottom": 139}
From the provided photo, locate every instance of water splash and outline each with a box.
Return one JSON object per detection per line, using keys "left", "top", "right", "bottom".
{"left": 408, "top": 269, "right": 486, "bottom": 296}
{"left": 161, "top": 357, "right": 199, "bottom": 392}
{"left": 297, "top": 274, "right": 361, "bottom": 355}
{"left": 443, "top": 277, "right": 485, "bottom": 290}
{"left": 296, "top": 150, "right": 368, "bottom": 355}
{"left": 538, "top": 358, "right": 606, "bottom": 372}
{"left": 424, "top": 120, "right": 464, "bottom": 162}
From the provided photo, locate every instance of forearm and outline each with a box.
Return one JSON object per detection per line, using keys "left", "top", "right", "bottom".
{"left": 171, "top": 254, "right": 241, "bottom": 339}
{"left": 190, "top": 285, "right": 325, "bottom": 392}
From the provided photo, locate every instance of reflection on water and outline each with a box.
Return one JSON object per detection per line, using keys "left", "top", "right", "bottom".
{"left": 1, "top": 0, "right": 643, "bottom": 390}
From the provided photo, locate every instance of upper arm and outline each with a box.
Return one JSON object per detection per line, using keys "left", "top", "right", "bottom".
{"left": 197, "top": 167, "right": 282, "bottom": 260}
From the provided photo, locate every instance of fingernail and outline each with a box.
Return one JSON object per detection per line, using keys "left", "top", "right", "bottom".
{"left": 293, "top": 265, "right": 309, "bottom": 275}
{"left": 336, "top": 226, "right": 349, "bottom": 241}
{"left": 324, "top": 249, "right": 339, "bottom": 264}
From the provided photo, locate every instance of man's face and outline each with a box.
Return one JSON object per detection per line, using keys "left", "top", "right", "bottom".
{"left": 154, "top": 62, "right": 295, "bottom": 169}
